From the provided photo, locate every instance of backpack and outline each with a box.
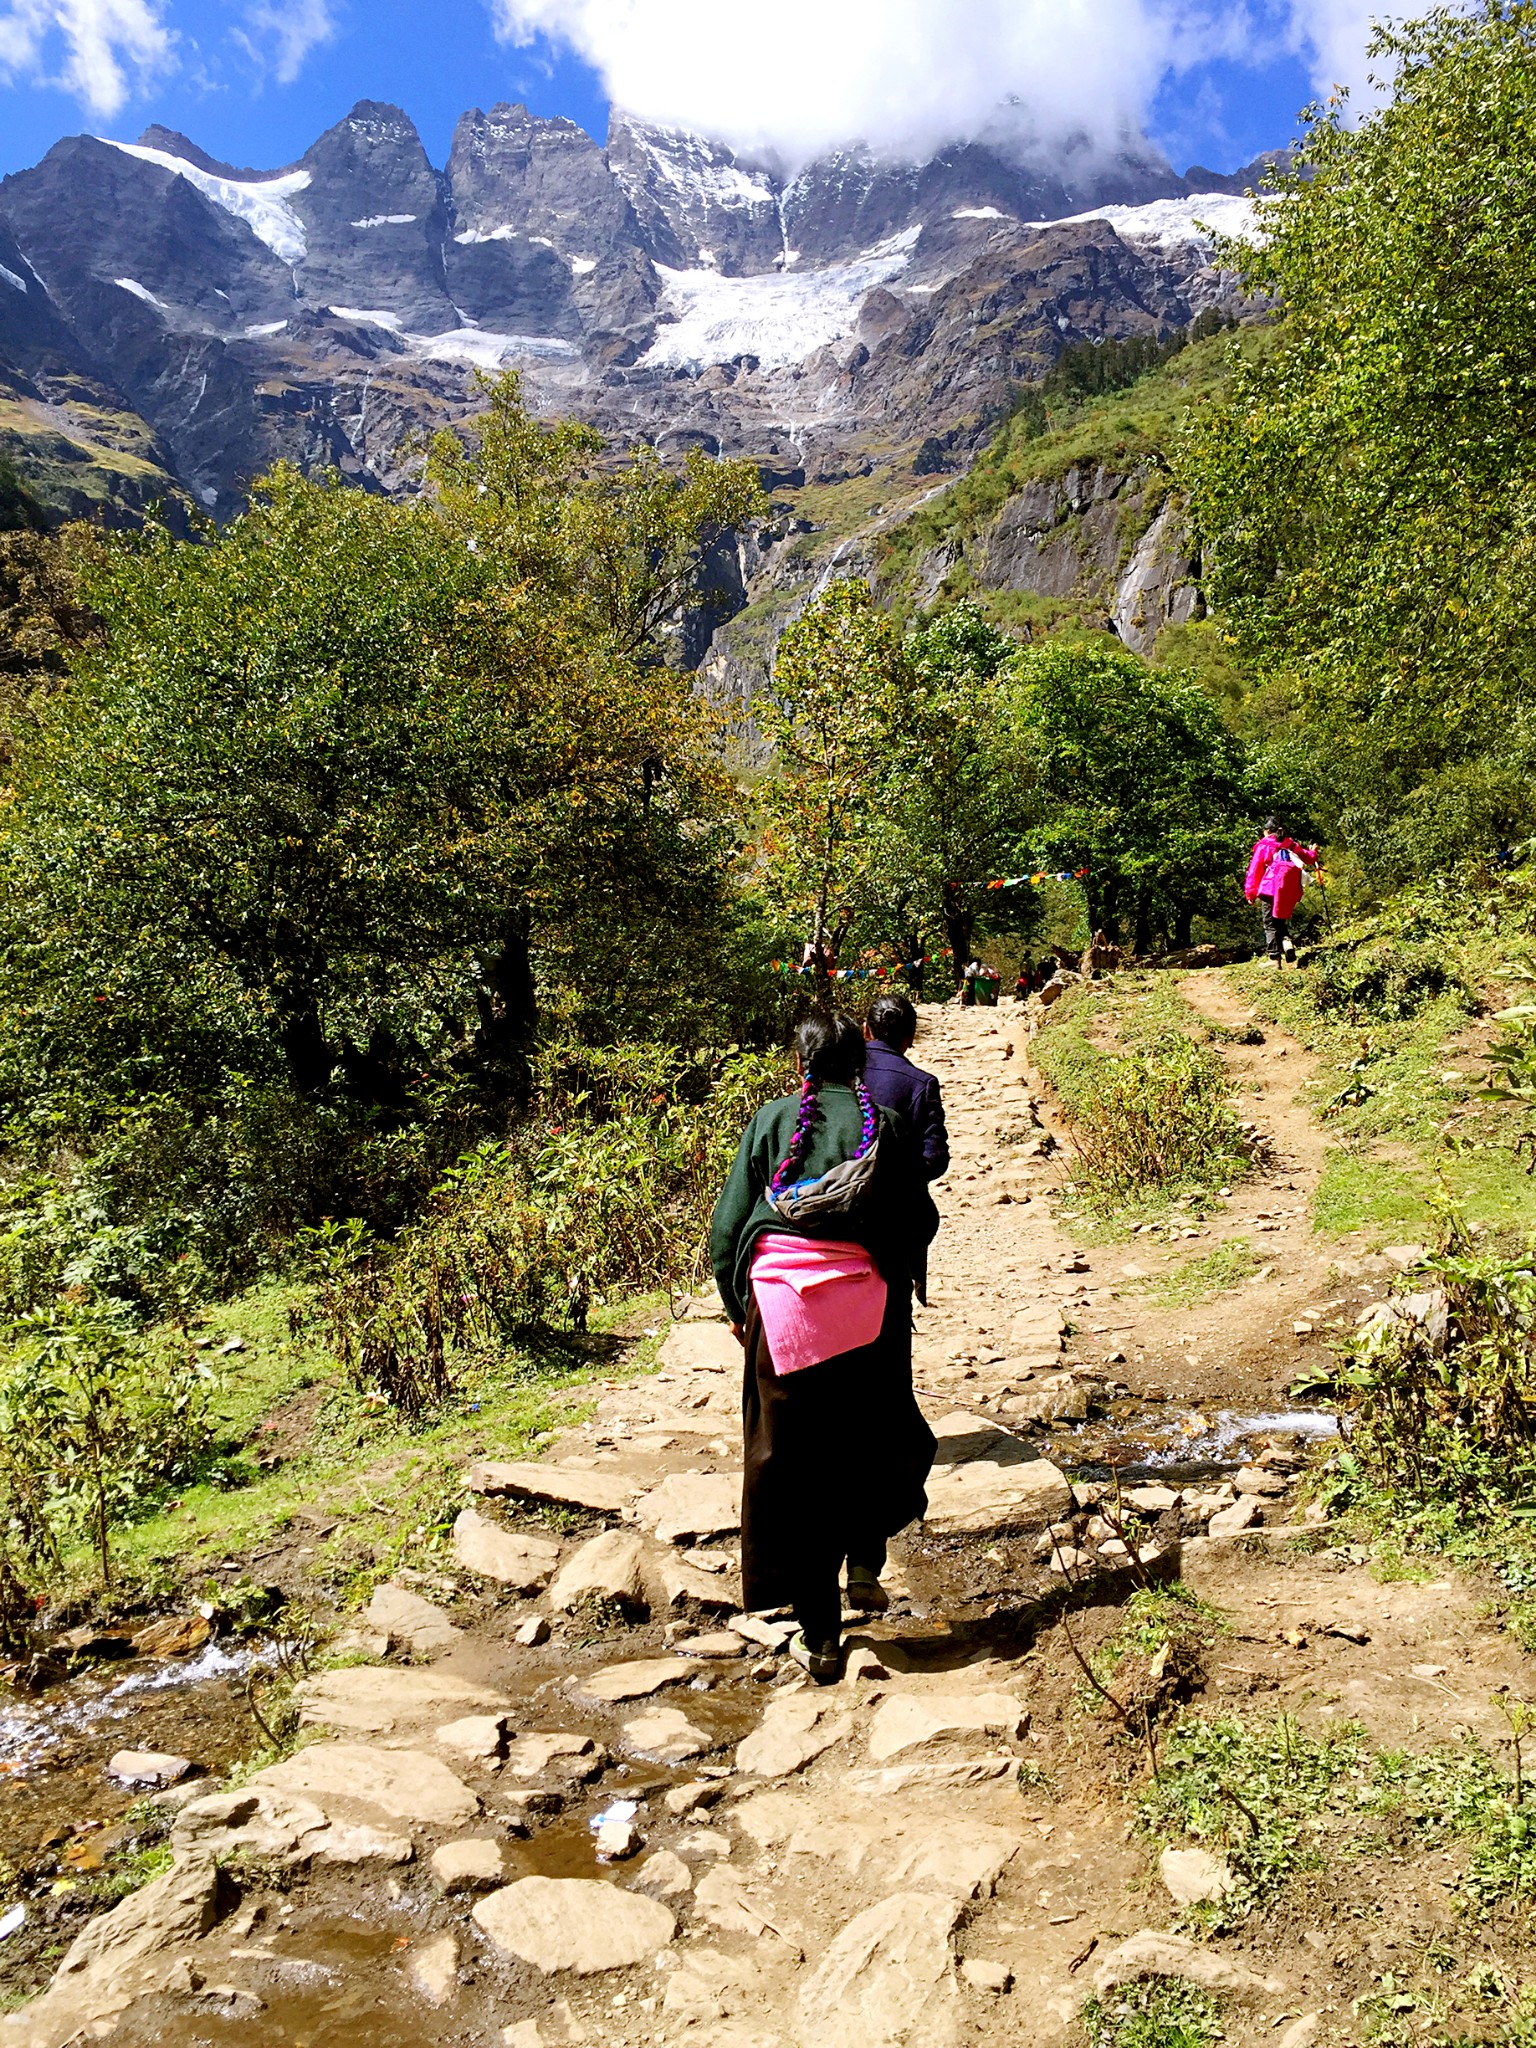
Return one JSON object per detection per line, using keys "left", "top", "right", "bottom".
{"left": 769, "top": 1131, "right": 883, "bottom": 1223}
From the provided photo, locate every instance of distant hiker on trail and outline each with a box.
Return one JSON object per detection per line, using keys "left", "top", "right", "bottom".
{"left": 710, "top": 1011, "right": 938, "bottom": 1685}
{"left": 1244, "top": 817, "right": 1319, "bottom": 965}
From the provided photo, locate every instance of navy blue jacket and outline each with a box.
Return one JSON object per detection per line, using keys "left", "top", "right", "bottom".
{"left": 862, "top": 1040, "right": 950, "bottom": 1183}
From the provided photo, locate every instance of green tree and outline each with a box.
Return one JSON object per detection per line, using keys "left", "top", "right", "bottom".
{"left": 866, "top": 602, "right": 1042, "bottom": 986}
{"left": 1182, "top": 3, "right": 1536, "bottom": 858}
{"left": 757, "top": 580, "right": 903, "bottom": 990}
{"left": 1006, "top": 641, "right": 1257, "bottom": 950}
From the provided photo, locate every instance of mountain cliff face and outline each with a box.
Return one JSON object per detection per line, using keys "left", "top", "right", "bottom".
{"left": 0, "top": 97, "right": 1266, "bottom": 648}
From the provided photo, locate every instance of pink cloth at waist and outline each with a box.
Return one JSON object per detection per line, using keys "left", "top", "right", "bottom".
{"left": 750, "top": 1232, "right": 888, "bottom": 1377}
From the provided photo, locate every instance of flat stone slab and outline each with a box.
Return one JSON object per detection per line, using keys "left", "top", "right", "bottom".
{"left": 622, "top": 1707, "right": 712, "bottom": 1763}
{"left": 466, "top": 1460, "right": 637, "bottom": 1517}
{"left": 432, "top": 1838, "right": 505, "bottom": 1894}
{"left": 105, "top": 1750, "right": 190, "bottom": 1788}
{"left": 503, "top": 1732, "right": 606, "bottom": 1781}
{"left": 252, "top": 1743, "right": 480, "bottom": 1829}
{"left": 798, "top": 1892, "right": 963, "bottom": 2048}
{"left": 923, "top": 1453, "right": 1072, "bottom": 1536}
{"left": 296, "top": 1666, "right": 506, "bottom": 1736}
{"left": 737, "top": 1695, "right": 851, "bottom": 1778}
{"left": 866, "top": 1693, "right": 1026, "bottom": 1765}
{"left": 654, "top": 1555, "right": 739, "bottom": 1611}
{"left": 655, "top": 1323, "right": 740, "bottom": 1375}
{"left": 173, "top": 1788, "right": 412, "bottom": 1869}
{"left": 888, "top": 1822, "right": 1018, "bottom": 1900}
{"left": 638, "top": 1471, "right": 740, "bottom": 1545}
{"left": 452, "top": 1509, "right": 561, "bottom": 1590}
{"left": 472, "top": 1876, "right": 675, "bottom": 1973}
{"left": 579, "top": 1658, "right": 702, "bottom": 1702}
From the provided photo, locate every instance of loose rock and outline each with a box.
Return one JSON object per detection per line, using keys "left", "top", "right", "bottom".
{"left": 737, "top": 1694, "right": 851, "bottom": 1778}
{"left": 452, "top": 1509, "right": 561, "bottom": 1590}
{"left": 639, "top": 1470, "right": 741, "bottom": 1545}
{"left": 252, "top": 1743, "right": 480, "bottom": 1829}
{"left": 579, "top": 1657, "right": 701, "bottom": 1702}
{"left": 435, "top": 1713, "right": 510, "bottom": 1761}
{"left": 365, "top": 1582, "right": 463, "bottom": 1657}
{"left": 622, "top": 1706, "right": 711, "bottom": 1763}
{"left": 865, "top": 1693, "right": 1026, "bottom": 1765}
{"left": 431, "top": 1838, "right": 504, "bottom": 1894}
{"left": 549, "top": 1530, "right": 648, "bottom": 1615}
{"left": 468, "top": 1459, "right": 637, "bottom": 1517}
{"left": 1160, "top": 1845, "right": 1236, "bottom": 1905}
{"left": 408, "top": 1931, "right": 460, "bottom": 2006}
{"left": 631, "top": 1848, "right": 693, "bottom": 1896}
{"left": 106, "top": 1750, "right": 191, "bottom": 1789}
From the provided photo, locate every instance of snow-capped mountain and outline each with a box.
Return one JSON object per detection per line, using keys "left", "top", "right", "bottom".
{"left": 0, "top": 98, "right": 1270, "bottom": 521}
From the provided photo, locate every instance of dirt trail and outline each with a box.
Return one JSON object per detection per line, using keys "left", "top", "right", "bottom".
{"left": 5, "top": 978, "right": 1529, "bottom": 2048}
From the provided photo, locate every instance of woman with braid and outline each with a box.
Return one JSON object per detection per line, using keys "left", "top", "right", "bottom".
{"left": 710, "top": 1011, "right": 938, "bottom": 1681}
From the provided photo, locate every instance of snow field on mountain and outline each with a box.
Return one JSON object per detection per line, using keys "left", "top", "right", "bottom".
{"left": 101, "top": 141, "right": 313, "bottom": 267}
{"left": 1053, "top": 191, "right": 1256, "bottom": 257}
{"left": 642, "top": 226, "right": 920, "bottom": 372}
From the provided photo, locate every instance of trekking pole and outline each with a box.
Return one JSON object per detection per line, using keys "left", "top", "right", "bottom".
{"left": 1314, "top": 865, "right": 1335, "bottom": 935}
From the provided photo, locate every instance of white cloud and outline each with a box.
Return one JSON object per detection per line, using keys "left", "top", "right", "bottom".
{"left": 488, "top": 0, "right": 1403, "bottom": 164}
{"left": 0, "top": 0, "right": 172, "bottom": 115}
{"left": 236, "top": 0, "right": 336, "bottom": 86}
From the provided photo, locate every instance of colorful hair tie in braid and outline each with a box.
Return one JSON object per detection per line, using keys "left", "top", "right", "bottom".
{"left": 769, "top": 1074, "right": 880, "bottom": 1197}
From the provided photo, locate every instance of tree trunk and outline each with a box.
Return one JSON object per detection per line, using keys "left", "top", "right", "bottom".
{"left": 276, "top": 985, "right": 334, "bottom": 1098}
{"left": 475, "top": 908, "right": 538, "bottom": 1103}
{"left": 1097, "top": 876, "right": 1122, "bottom": 947}
{"left": 941, "top": 884, "right": 973, "bottom": 992}
{"left": 1133, "top": 888, "right": 1152, "bottom": 959}
{"left": 1172, "top": 903, "right": 1194, "bottom": 949}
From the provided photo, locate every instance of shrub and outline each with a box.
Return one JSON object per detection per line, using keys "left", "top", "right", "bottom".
{"left": 1053, "top": 1032, "right": 1250, "bottom": 1206}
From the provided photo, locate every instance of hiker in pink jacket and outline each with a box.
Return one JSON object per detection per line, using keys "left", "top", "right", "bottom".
{"left": 1244, "top": 817, "right": 1319, "bottom": 964}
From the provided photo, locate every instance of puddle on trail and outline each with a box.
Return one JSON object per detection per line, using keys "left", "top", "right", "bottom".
{"left": 1058, "top": 1402, "right": 1339, "bottom": 1485}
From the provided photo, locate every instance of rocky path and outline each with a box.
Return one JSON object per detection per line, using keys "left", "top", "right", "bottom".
{"left": 8, "top": 985, "right": 1532, "bottom": 2048}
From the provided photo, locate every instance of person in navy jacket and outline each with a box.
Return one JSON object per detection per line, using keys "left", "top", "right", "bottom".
{"left": 861, "top": 992, "right": 950, "bottom": 1183}
{"left": 861, "top": 992, "right": 948, "bottom": 1308}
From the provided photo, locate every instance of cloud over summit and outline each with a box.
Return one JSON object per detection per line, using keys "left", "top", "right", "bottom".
{"left": 491, "top": 0, "right": 1391, "bottom": 165}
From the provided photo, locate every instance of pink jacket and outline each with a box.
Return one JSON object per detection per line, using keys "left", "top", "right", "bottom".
{"left": 1244, "top": 836, "right": 1318, "bottom": 920}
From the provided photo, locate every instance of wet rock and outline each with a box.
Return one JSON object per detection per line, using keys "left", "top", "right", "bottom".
{"left": 866, "top": 1694, "right": 1025, "bottom": 1765}
{"left": 1088, "top": 1929, "right": 1283, "bottom": 2002}
{"left": 130, "top": 1614, "right": 211, "bottom": 1659}
{"left": 623, "top": 1706, "right": 712, "bottom": 1763}
{"left": 365, "top": 1582, "right": 463, "bottom": 1657}
{"left": 503, "top": 1732, "right": 606, "bottom": 1782}
{"left": 1207, "top": 1497, "right": 1263, "bottom": 1537}
{"left": 960, "top": 1957, "right": 1013, "bottom": 1993}
{"left": 467, "top": 1459, "right": 638, "bottom": 1517}
{"left": 3, "top": 1853, "right": 229, "bottom": 2048}
{"left": 472, "top": 1875, "right": 676, "bottom": 1973}
{"left": 107, "top": 1749, "right": 191, "bottom": 1789}
{"left": 173, "top": 1787, "right": 412, "bottom": 1869}
{"left": 922, "top": 1453, "right": 1072, "bottom": 1536}
{"left": 296, "top": 1665, "right": 505, "bottom": 1735}
{"left": 798, "top": 1892, "right": 963, "bottom": 2048}
{"left": 452, "top": 1509, "right": 561, "bottom": 1590}
{"left": 431, "top": 1838, "right": 504, "bottom": 1893}
{"left": 1004, "top": 1377, "right": 1088, "bottom": 1424}
{"left": 436, "top": 1712, "right": 511, "bottom": 1760}
{"left": 656, "top": 1322, "right": 739, "bottom": 1373}
{"left": 1160, "top": 1846, "right": 1235, "bottom": 1905}
{"left": 678, "top": 1630, "right": 748, "bottom": 1658}
{"left": 595, "top": 1817, "right": 643, "bottom": 1860}
{"left": 515, "top": 1615, "right": 552, "bottom": 1646}
{"left": 409, "top": 1930, "right": 460, "bottom": 2006}
{"left": 580, "top": 1657, "right": 702, "bottom": 1702}
{"left": 252, "top": 1742, "right": 480, "bottom": 1828}
{"left": 59, "top": 1627, "right": 135, "bottom": 1663}
{"left": 549, "top": 1530, "right": 648, "bottom": 1615}
{"left": 632, "top": 1848, "right": 693, "bottom": 1895}
{"left": 737, "top": 1694, "right": 851, "bottom": 1778}
{"left": 639, "top": 1470, "right": 741, "bottom": 1545}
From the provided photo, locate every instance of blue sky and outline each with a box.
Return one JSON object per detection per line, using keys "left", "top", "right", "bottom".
{"left": 0, "top": 0, "right": 1356, "bottom": 183}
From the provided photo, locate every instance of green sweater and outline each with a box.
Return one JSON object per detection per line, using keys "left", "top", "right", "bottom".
{"left": 709, "top": 1084, "right": 935, "bottom": 1326}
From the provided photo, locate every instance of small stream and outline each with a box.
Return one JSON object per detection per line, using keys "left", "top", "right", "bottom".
{"left": 1056, "top": 1400, "right": 1339, "bottom": 1486}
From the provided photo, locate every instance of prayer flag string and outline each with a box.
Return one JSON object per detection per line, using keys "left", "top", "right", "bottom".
{"left": 985, "top": 867, "right": 1090, "bottom": 891}
{"left": 769, "top": 948, "right": 955, "bottom": 982}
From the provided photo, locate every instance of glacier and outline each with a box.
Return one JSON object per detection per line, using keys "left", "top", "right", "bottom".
{"left": 101, "top": 140, "right": 312, "bottom": 267}
{"left": 1051, "top": 192, "right": 1256, "bottom": 258}
{"left": 642, "top": 228, "right": 920, "bottom": 373}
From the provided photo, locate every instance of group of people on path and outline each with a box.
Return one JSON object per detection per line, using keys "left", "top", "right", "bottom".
{"left": 712, "top": 820, "right": 1320, "bottom": 1679}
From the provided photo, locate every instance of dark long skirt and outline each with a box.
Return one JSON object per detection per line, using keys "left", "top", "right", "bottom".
{"left": 740, "top": 1277, "right": 936, "bottom": 1623}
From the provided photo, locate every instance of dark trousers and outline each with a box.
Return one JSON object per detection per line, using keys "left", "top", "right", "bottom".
{"left": 1258, "top": 897, "right": 1291, "bottom": 961}
{"left": 740, "top": 1286, "right": 933, "bottom": 1649}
